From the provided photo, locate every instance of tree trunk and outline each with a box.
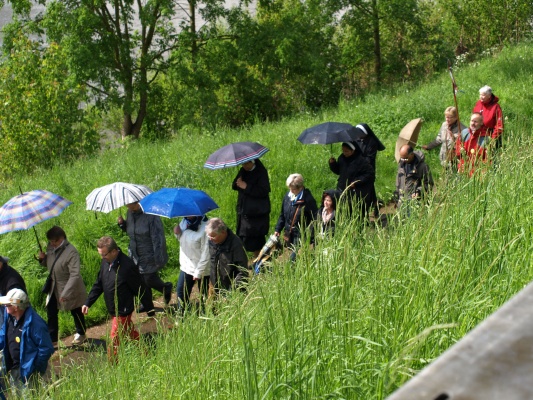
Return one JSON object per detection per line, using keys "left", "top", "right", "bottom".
{"left": 371, "top": 0, "right": 382, "bottom": 85}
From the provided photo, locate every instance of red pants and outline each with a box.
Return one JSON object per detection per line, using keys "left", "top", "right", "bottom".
{"left": 108, "top": 314, "right": 140, "bottom": 362}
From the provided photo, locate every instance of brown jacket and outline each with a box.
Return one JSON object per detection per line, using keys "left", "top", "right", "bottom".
{"left": 43, "top": 239, "right": 86, "bottom": 311}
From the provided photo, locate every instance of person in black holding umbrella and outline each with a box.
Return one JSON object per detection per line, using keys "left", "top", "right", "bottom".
{"left": 232, "top": 159, "right": 271, "bottom": 260}
{"left": 329, "top": 142, "right": 376, "bottom": 222}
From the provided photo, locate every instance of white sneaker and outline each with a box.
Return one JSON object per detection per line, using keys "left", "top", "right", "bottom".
{"left": 72, "top": 333, "right": 87, "bottom": 345}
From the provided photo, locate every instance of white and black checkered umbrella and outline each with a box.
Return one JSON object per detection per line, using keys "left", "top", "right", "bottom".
{"left": 86, "top": 182, "right": 153, "bottom": 213}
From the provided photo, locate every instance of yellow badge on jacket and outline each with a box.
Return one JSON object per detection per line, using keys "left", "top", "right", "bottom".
{"left": 16, "top": 337, "right": 20, "bottom": 343}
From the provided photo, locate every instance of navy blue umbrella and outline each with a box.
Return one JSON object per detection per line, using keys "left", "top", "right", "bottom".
{"left": 297, "top": 122, "right": 364, "bottom": 145}
{"left": 139, "top": 188, "right": 219, "bottom": 218}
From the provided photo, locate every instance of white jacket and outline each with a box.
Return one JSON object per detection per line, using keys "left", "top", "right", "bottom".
{"left": 175, "top": 219, "right": 210, "bottom": 279}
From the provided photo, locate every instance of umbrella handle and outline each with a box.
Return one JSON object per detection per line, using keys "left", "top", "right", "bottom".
{"left": 32, "top": 226, "right": 43, "bottom": 253}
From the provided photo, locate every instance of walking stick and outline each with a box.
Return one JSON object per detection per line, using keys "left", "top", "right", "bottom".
{"left": 447, "top": 59, "right": 463, "bottom": 160}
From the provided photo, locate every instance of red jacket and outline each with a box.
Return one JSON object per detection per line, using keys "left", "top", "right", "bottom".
{"left": 456, "top": 126, "right": 488, "bottom": 175}
{"left": 472, "top": 95, "right": 503, "bottom": 139}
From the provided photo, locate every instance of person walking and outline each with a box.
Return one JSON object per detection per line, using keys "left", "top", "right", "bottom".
{"left": 118, "top": 201, "right": 172, "bottom": 312}
{"left": 0, "top": 289, "right": 54, "bottom": 397}
{"left": 422, "top": 106, "right": 467, "bottom": 168}
{"left": 274, "top": 173, "right": 318, "bottom": 261}
{"left": 206, "top": 218, "right": 248, "bottom": 295}
{"left": 472, "top": 85, "right": 504, "bottom": 148}
{"left": 232, "top": 159, "right": 271, "bottom": 259}
{"left": 38, "top": 226, "right": 87, "bottom": 345}
{"left": 329, "top": 142, "right": 375, "bottom": 221}
{"left": 173, "top": 215, "right": 210, "bottom": 314}
{"left": 82, "top": 236, "right": 150, "bottom": 362}
{"left": 395, "top": 144, "right": 434, "bottom": 214}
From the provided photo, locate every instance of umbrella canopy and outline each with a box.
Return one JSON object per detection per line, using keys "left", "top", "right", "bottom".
{"left": 86, "top": 182, "right": 153, "bottom": 213}
{"left": 204, "top": 142, "right": 269, "bottom": 170}
{"left": 0, "top": 190, "right": 72, "bottom": 234}
{"left": 395, "top": 118, "right": 423, "bottom": 162}
{"left": 139, "top": 188, "right": 219, "bottom": 218}
{"left": 298, "top": 122, "right": 364, "bottom": 145}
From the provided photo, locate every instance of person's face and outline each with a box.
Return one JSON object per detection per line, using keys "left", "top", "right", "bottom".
{"left": 470, "top": 115, "right": 483, "bottom": 131}
{"left": 207, "top": 230, "right": 227, "bottom": 245}
{"left": 342, "top": 146, "right": 355, "bottom": 157}
{"left": 98, "top": 247, "right": 118, "bottom": 263}
{"left": 479, "top": 91, "right": 491, "bottom": 104}
{"left": 323, "top": 195, "right": 333, "bottom": 210}
{"left": 242, "top": 161, "right": 254, "bottom": 171}
{"left": 126, "top": 202, "right": 141, "bottom": 212}
{"left": 399, "top": 149, "right": 414, "bottom": 163}
{"left": 289, "top": 186, "right": 302, "bottom": 195}
{"left": 5, "top": 304, "right": 17, "bottom": 316}
{"left": 49, "top": 237, "right": 63, "bottom": 249}
{"left": 445, "top": 114, "right": 457, "bottom": 125}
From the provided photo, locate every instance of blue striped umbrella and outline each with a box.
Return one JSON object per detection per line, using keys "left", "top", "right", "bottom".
{"left": 0, "top": 190, "right": 72, "bottom": 235}
{"left": 204, "top": 142, "right": 269, "bottom": 170}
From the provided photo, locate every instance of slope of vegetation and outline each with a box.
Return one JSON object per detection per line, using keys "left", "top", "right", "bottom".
{"left": 0, "top": 42, "right": 532, "bottom": 398}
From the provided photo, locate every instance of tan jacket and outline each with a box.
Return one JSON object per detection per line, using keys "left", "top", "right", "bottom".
{"left": 43, "top": 239, "right": 86, "bottom": 311}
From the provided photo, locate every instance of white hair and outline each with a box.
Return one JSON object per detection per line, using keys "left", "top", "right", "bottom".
{"left": 286, "top": 173, "right": 304, "bottom": 189}
{"left": 479, "top": 85, "right": 492, "bottom": 95}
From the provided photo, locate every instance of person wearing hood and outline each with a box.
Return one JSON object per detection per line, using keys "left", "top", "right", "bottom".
{"left": 118, "top": 201, "right": 171, "bottom": 313}
{"left": 38, "top": 226, "right": 87, "bottom": 346}
{"left": 472, "top": 85, "right": 504, "bottom": 147}
{"left": 395, "top": 144, "right": 434, "bottom": 207}
{"left": 173, "top": 215, "right": 210, "bottom": 313}
{"left": 329, "top": 142, "right": 375, "bottom": 221}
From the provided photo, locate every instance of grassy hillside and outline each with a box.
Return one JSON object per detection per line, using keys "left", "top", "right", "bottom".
{"left": 1, "top": 42, "right": 532, "bottom": 398}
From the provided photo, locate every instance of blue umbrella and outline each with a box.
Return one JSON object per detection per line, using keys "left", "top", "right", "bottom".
{"left": 139, "top": 188, "right": 219, "bottom": 218}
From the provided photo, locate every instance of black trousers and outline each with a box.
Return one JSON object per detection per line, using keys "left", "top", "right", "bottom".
{"left": 46, "top": 292, "right": 86, "bottom": 342}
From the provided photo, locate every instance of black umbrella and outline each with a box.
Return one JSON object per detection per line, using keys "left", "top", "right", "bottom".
{"left": 297, "top": 122, "right": 364, "bottom": 145}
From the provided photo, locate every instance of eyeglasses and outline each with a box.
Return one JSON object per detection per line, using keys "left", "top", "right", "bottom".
{"left": 99, "top": 249, "right": 111, "bottom": 258}
{"left": 400, "top": 154, "right": 413, "bottom": 162}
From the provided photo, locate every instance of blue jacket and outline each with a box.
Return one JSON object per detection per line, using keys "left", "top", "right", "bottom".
{"left": 0, "top": 306, "right": 54, "bottom": 382}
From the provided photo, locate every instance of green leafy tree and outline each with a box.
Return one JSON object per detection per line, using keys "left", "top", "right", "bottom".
{"left": 0, "top": 34, "right": 98, "bottom": 179}
{"left": 3, "top": 0, "right": 183, "bottom": 139}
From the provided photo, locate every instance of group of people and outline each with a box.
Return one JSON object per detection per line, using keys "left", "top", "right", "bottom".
{"left": 0, "top": 84, "right": 503, "bottom": 396}
{"left": 421, "top": 85, "right": 504, "bottom": 175}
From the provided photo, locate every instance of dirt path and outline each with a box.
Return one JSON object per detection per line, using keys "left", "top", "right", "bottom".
{"left": 50, "top": 295, "right": 177, "bottom": 375}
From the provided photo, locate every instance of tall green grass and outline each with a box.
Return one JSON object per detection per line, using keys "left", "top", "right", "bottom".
{"left": 1, "top": 42, "right": 532, "bottom": 398}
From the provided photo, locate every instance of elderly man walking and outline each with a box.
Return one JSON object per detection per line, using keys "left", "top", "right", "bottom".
{"left": 0, "top": 288, "right": 54, "bottom": 397}
{"left": 395, "top": 144, "right": 434, "bottom": 214}
{"left": 82, "top": 236, "right": 150, "bottom": 362}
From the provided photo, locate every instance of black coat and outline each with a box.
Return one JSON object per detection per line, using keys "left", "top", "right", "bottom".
{"left": 274, "top": 188, "right": 318, "bottom": 245}
{"left": 232, "top": 159, "right": 271, "bottom": 238}
{"left": 208, "top": 229, "right": 248, "bottom": 292}
{"left": 0, "top": 264, "right": 27, "bottom": 296}
{"left": 329, "top": 152, "right": 376, "bottom": 208}
{"left": 85, "top": 250, "right": 148, "bottom": 317}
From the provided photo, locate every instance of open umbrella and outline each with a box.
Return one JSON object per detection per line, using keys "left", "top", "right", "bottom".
{"left": 139, "top": 188, "right": 219, "bottom": 218}
{"left": 204, "top": 142, "right": 269, "bottom": 170}
{"left": 395, "top": 118, "right": 423, "bottom": 163}
{"left": 0, "top": 189, "right": 72, "bottom": 250}
{"left": 298, "top": 122, "right": 364, "bottom": 145}
{"left": 86, "top": 182, "right": 153, "bottom": 213}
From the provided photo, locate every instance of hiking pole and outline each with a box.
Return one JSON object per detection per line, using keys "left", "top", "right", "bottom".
{"left": 448, "top": 59, "right": 463, "bottom": 159}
